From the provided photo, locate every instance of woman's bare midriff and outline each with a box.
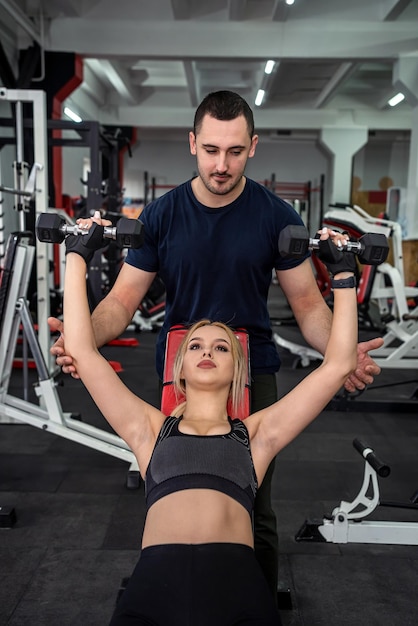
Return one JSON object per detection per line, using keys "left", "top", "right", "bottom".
{"left": 142, "top": 489, "right": 254, "bottom": 548}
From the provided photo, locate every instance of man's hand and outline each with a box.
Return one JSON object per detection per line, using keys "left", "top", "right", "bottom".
{"left": 344, "top": 337, "right": 384, "bottom": 393}
{"left": 48, "top": 317, "right": 80, "bottom": 378}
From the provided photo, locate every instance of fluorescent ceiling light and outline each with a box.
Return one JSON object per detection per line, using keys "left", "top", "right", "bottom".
{"left": 255, "top": 89, "right": 265, "bottom": 107}
{"left": 388, "top": 93, "right": 405, "bottom": 107}
{"left": 264, "top": 60, "right": 275, "bottom": 75}
{"left": 64, "top": 106, "right": 82, "bottom": 123}
{"left": 286, "top": 0, "right": 295, "bottom": 5}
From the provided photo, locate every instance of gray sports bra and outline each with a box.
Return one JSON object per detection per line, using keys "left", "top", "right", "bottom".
{"left": 145, "top": 416, "right": 258, "bottom": 515}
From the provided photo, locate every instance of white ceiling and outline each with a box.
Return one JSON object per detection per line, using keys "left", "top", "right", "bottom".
{"left": 1, "top": 0, "right": 418, "bottom": 139}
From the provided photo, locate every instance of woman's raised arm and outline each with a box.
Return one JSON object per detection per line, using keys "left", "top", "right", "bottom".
{"left": 248, "top": 229, "right": 358, "bottom": 474}
{"left": 63, "top": 215, "right": 164, "bottom": 470}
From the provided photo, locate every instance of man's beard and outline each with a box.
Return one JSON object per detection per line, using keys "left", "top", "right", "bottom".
{"left": 199, "top": 169, "right": 243, "bottom": 196}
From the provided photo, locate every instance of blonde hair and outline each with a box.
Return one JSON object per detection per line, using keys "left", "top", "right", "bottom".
{"left": 171, "top": 320, "right": 247, "bottom": 417}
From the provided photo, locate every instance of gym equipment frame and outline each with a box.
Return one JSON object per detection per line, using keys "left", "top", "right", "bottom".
{"left": 0, "top": 87, "right": 51, "bottom": 371}
{"left": 0, "top": 232, "right": 139, "bottom": 490}
{"left": 323, "top": 204, "right": 418, "bottom": 371}
{"left": 274, "top": 203, "right": 417, "bottom": 411}
{"left": 296, "top": 439, "right": 418, "bottom": 545}
{"left": 0, "top": 89, "right": 132, "bottom": 366}
{"left": 276, "top": 204, "right": 418, "bottom": 371}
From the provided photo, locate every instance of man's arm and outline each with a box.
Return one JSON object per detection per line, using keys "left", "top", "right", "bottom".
{"left": 276, "top": 259, "right": 332, "bottom": 355}
{"left": 276, "top": 259, "right": 383, "bottom": 391}
{"left": 91, "top": 264, "right": 156, "bottom": 347}
{"left": 50, "top": 263, "right": 156, "bottom": 376}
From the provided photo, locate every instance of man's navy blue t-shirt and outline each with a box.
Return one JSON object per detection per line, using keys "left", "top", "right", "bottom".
{"left": 126, "top": 178, "right": 308, "bottom": 380}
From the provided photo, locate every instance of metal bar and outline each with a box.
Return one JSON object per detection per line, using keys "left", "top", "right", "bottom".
{"left": 0, "top": 0, "right": 42, "bottom": 44}
{"left": 14, "top": 100, "right": 26, "bottom": 231}
{"left": 16, "top": 297, "right": 49, "bottom": 380}
{"left": 0, "top": 88, "right": 51, "bottom": 372}
{"left": 1, "top": 396, "right": 136, "bottom": 464}
{"left": 31, "top": 89, "right": 51, "bottom": 372}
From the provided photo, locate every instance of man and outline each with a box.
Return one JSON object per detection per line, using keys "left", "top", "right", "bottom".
{"left": 50, "top": 91, "right": 382, "bottom": 598}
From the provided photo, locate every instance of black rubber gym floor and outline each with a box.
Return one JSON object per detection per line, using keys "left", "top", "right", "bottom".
{"left": 1, "top": 284, "right": 417, "bottom": 625}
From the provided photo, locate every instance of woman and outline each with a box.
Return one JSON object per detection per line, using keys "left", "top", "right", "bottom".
{"left": 63, "top": 213, "right": 357, "bottom": 625}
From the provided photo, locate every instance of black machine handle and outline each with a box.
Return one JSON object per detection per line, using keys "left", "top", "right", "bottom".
{"left": 353, "top": 438, "right": 391, "bottom": 478}
{"left": 329, "top": 203, "right": 354, "bottom": 209}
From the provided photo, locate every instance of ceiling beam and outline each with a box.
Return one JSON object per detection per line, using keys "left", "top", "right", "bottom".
{"left": 228, "top": 0, "right": 247, "bottom": 21}
{"left": 30, "top": 0, "right": 84, "bottom": 17}
{"left": 92, "top": 59, "right": 140, "bottom": 104}
{"left": 47, "top": 19, "right": 418, "bottom": 60}
{"left": 0, "top": 0, "right": 42, "bottom": 44}
{"left": 315, "top": 62, "right": 357, "bottom": 108}
{"left": 183, "top": 60, "right": 199, "bottom": 107}
{"left": 81, "top": 59, "right": 109, "bottom": 106}
{"left": 170, "top": 0, "right": 191, "bottom": 20}
{"left": 271, "top": 0, "right": 289, "bottom": 22}
{"left": 383, "top": 0, "right": 415, "bottom": 21}
{"left": 0, "top": 37, "right": 16, "bottom": 87}
{"left": 97, "top": 103, "right": 413, "bottom": 131}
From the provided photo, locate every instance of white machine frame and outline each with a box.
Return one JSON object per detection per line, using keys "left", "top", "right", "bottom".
{"left": 274, "top": 204, "right": 418, "bottom": 371}
{"left": 323, "top": 204, "right": 418, "bottom": 370}
{"left": 296, "top": 439, "right": 418, "bottom": 545}
{"left": 0, "top": 87, "right": 52, "bottom": 371}
{"left": 0, "top": 233, "right": 139, "bottom": 477}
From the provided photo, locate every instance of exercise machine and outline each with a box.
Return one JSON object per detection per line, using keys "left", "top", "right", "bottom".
{"left": 323, "top": 204, "right": 418, "bottom": 343}
{"left": 273, "top": 218, "right": 391, "bottom": 369}
{"left": 273, "top": 211, "right": 417, "bottom": 411}
{"left": 0, "top": 88, "right": 52, "bottom": 371}
{"left": 323, "top": 205, "right": 418, "bottom": 384}
{"left": 0, "top": 230, "right": 139, "bottom": 527}
{"left": 130, "top": 276, "right": 166, "bottom": 333}
{"left": 296, "top": 438, "right": 418, "bottom": 545}
{"left": 275, "top": 206, "right": 418, "bottom": 371}
{"left": 131, "top": 299, "right": 165, "bottom": 332}
{"left": 323, "top": 203, "right": 416, "bottom": 319}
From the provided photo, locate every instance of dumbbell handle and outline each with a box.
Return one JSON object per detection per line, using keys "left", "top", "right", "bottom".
{"left": 309, "top": 237, "right": 362, "bottom": 254}
{"left": 59, "top": 223, "right": 119, "bottom": 241}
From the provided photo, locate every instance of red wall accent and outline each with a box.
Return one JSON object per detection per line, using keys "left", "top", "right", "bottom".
{"left": 51, "top": 54, "right": 83, "bottom": 208}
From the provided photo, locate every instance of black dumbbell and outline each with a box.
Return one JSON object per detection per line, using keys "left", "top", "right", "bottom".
{"left": 278, "top": 224, "right": 389, "bottom": 266}
{"left": 35, "top": 213, "right": 144, "bottom": 249}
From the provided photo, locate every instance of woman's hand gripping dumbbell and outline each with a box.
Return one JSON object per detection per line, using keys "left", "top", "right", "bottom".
{"left": 36, "top": 211, "right": 144, "bottom": 263}
{"left": 283, "top": 225, "right": 385, "bottom": 393}
{"left": 63, "top": 212, "right": 110, "bottom": 263}
{"left": 315, "top": 227, "right": 357, "bottom": 286}
{"left": 278, "top": 224, "right": 389, "bottom": 266}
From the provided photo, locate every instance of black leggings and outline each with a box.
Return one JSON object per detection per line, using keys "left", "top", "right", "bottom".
{"left": 109, "top": 543, "right": 281, "bottom": 626}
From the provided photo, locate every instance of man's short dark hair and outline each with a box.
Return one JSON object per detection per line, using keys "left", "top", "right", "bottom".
{"left": 193, "top": 91, "right": 255, "bottom": 138}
